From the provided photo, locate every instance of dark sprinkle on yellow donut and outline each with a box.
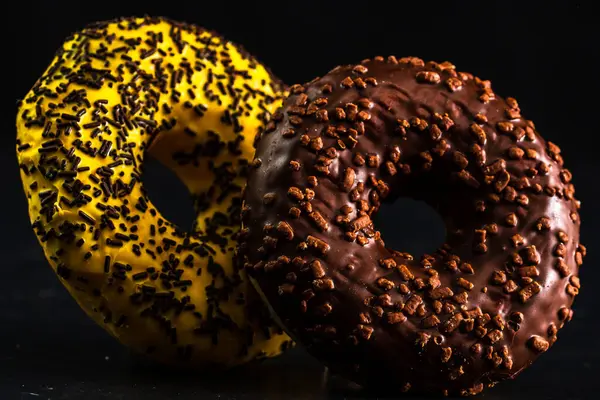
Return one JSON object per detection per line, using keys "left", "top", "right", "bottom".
{"left": 16, "top": 15, "right": 292, "bottom": 367}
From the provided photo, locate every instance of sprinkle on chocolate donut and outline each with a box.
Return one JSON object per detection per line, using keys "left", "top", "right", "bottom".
{"left": 16, "top": 16, "right": 292, "bottom": 367}
{"left": 239, "top": 56, "right": 584, "bottom": 395}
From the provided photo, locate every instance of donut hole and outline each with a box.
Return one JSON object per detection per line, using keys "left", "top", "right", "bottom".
{"left": 373, "top": 197, "right": 446, "bottom": 256}
{"left": 141, "top": 155, "right": 196, "bottom": 232}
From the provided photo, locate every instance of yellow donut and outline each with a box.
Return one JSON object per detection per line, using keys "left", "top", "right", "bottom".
{"left": 16, "top": 16, "right": 292, "bottom": 367}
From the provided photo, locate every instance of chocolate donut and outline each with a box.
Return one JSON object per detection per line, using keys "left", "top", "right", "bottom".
{"left": 238, "top": 56, "right": 585, "bottom": 396}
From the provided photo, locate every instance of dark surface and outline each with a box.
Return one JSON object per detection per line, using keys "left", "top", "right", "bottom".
{"left": 3, "top": 0, "right": 599, "bottom": 399}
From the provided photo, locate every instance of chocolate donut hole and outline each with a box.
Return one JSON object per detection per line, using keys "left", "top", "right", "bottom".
{"left": 373, "top": 197, "right": 445, "bottom": 257}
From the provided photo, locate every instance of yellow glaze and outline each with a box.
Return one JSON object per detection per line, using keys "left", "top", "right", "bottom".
{"left": 16, "top": 16, "right": 292, "bottom": 367}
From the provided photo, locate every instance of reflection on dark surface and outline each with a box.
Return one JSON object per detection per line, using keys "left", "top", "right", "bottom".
{"left": 1, "top": 151, "right": 596, "bottom": 400}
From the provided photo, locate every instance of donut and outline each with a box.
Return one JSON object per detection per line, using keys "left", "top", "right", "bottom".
{"left": 16, "top": 16, "right": 293, "bottom": 367}
{"left": 239, "top": 56, "right": 585, "bottom": 395}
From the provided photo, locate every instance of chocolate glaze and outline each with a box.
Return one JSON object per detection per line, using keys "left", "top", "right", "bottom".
{"left": 239, "top": 57, "right": 585, "bottom": 396}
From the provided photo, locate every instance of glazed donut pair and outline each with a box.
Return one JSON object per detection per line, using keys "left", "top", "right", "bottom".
{"left": 17, "top": 16, "right": 583, "bottom": 396}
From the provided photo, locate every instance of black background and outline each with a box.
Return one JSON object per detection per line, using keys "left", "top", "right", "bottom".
{"left": 3, "top": 0, "right": 599, "bottom": 399}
